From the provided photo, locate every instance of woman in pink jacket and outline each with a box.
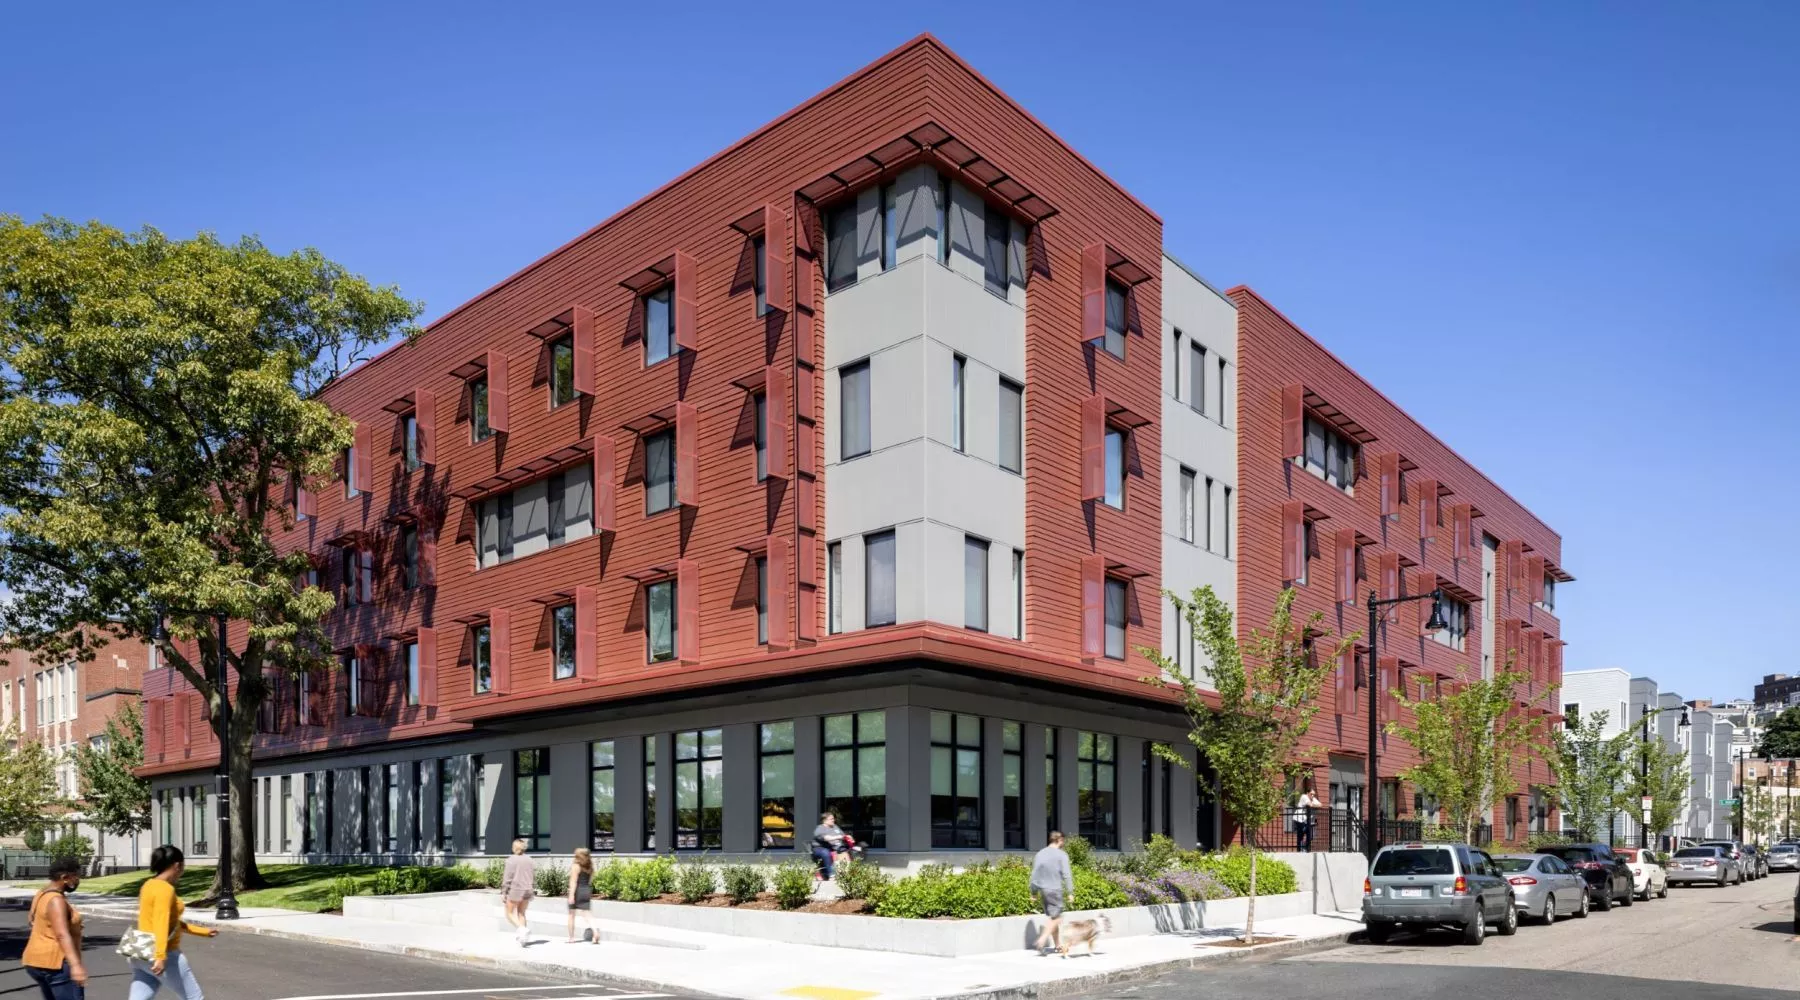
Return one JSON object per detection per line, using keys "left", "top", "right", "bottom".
{"left": 498, "top": 839, "right": 536, "bottom": 946}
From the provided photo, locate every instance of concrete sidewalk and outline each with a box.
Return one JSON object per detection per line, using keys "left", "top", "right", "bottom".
{"left": 1, "top": 887, "right": 1364, "bottom": 999}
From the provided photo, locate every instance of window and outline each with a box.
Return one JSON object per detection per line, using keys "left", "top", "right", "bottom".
{"left": 552, "top": 604, "right": 578, "bottom": 679}
{"left": 160, "top": 790, "right": 175, "bottom": 849}
{"left": 823, "top": 711, "right": 886, "bottom": 848}
{"left": 192, "top": 785, "right": 208, "bottom": 854}
{"left": 881, "top": 183, "right": 898, "bottom": 270}
{"left": 1104, "top": 429, "right": 1125, "bottom": 509}
{"left": 549, "top": 336, "right": 576, "bottom": 407}
{"left": 827, "top": 542, "right": 843, "bottom": 635}
{"left": 402, "top": 413, "right": 420, "bottom": 471}
{"left": 752, "top": 236, "right": 767, "bottom": 317}
{"left": 646, "top": 579, "right": 677, "bottom": 662}
{"left": 547, "top": 471, "right": 566, "bottom": 544}
{"left": 644, "top": 286, "right": 675, "bottom": 365}
{"left": 759, "top": 722, "right": 796, "bottom": 848}
{"left": 1542, "top": 576, "right": 1557, "bottom": 611}
{"left": 998, "top": 377, "right": 1022, "bottom": 474}
{"left": 1179, "top": 467, "right": 1196, "bottom": 542}
{"left": 1012, "top": 549, "right": 1025, "bottom": 640}
{"left": 400, "top": 524, "right": 419, "bottom": 590}
{"left": 865, "top": 529, "right": 896, "bottom": 627}
{"left": 340, "top": 546, "right": 360, "bottom": 605}
{"left": 472, "top": 624, "right": 492, "bottom": 694}
{"left": 983, "top": 203, "right": 1010, "bottom": 296}
{"left": 936, "top": 174, "right": 951, "bottom": 264}
{"left": 964, "top": 535, "right": 989, "bottom": 631}
{"left": 1002, "top": 721, "right": 1023, "bottom": 850}
{"left": 643, "top": 736, "right": 657, "bottom": 851}
{"left": 1218, "top": 358, "right": 1228, "bottom": 425}
{"left": 470, "top": 376, "right": 492, "bottom": 443}
{"left": 645, "top": 428, "right": 676, "bottom": 514}
{"left": 344, "top": 652, "right": 362, "bottom": 717}
{"left": 438, "top": 760, "right": 454, "bottom": 851}
{"left": 475, "top": 467, "right": 594, "bottom": 569}
{"left": 1191, "top": 342, "right": 1206, "bottom": 415}
{"left": 1297, "top": 520, "right": 1314, "bottom": 586}
{"left": 344, "top": 445, "right": 360, "bottom": 499}
{"left": 931, "top": 712, "right": 983, "bottom": 848}
{"left": 281, "top": 776, "right": 292, "bottom": 852}
{"left": 590, "top": 741, "right": 615, "bottom": 852}
{"left": 384, "top": 763, "right": 399, "bottom": 853}
{"left": 1044, "top": 726, "right": 1059, "bottom": 842}
{"left": 1077, "top": 732, "right": 1117, "bottom": 849}
{"left": 840, "top": 360, "right": 870, "bottom": 460}
{"left": 754, "top": 392, "right": 768, "bottom": 481}
{"left": 298, "top": 670, "right": 315, "bottom": 727}
{"left": 826, "top": 201, "right": 858, "bottom": 292}
{"left": 1104, "top": 578, "right": 1128, "bottom": 660}
{"left": 755, "top": 556, "right": 769, "bottom": 645}
{"left": 674, "top": 729, "right": 723, "bottom": 849}
{"left": 1103, "top": 280, "right": 1128, "bottom": 359}
{"left": 1299, "top": 416, "right": 1357, "bottom": 490}
{"left": 514, "top": 748, "right": 551, "bottom": 852}
{"left": 1432, "top": 595, "right": 1471, "bottom": 651}
{"left": 950, "top": 354, "right": 966, "bottom": 452}
{"left": 496, "top": 493, "right": 515, "bottom": 561}
{"left": 1203, "top": 476, "right": 1215, "bottom": 551}
{"left": 1171, "top": 330, "right": 1183, "bottom": 402}
{"left": 1223, "top": 486, "right": 1234, "bottom": 558}
{"left": 472, "top": 753, "right": 486, "bottom": 851}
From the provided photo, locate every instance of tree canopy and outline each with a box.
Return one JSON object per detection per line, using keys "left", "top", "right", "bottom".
{"left": 0, "top": 724, "right": 59, "bottom": 837}
{"left": 73, "top": 699, "right": 152, "bottom": 838}
{"left": 1541, "top": 708, "right": 1638, "bottom": 841}
{"left": 1756, "top": 706, "right": 1800, "bottom": 759}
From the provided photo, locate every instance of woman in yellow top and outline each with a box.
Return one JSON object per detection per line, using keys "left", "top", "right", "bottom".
{"left": 22, "top": 856, "right": 87, "bottom": 999}
{"left": 130, "top": 845, "right": 217, "bottom": 1000}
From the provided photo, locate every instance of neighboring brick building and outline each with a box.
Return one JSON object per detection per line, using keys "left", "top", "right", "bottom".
{"left": 138, "top": 35, "right": 1568, "bottom": 862}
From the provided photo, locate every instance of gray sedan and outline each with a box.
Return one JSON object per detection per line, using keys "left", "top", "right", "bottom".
{"left": 1494, "top": 853, "right": 1590, "bottom": 924}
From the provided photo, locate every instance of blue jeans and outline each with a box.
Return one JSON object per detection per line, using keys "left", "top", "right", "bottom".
{"left": 26, "top": 961, "right": 85, "bottom": 1000}
{"left": 812, "top": 846, "right": 835, "bottom": 879}
{"left": 1295, "top": 821, "right": 1313, "bottom": 852}
{"left": 128, "top": 951, "right": 204, "bottom": 1000}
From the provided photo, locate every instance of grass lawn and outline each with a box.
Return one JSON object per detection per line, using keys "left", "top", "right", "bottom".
{"left": 75, "top": 864, "right": 402, "bottom": 913}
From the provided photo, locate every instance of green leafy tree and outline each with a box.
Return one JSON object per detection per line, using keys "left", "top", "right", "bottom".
{"left": 1756, "top": 706, "right": 1800, "bottom": 759}
{"left": 1744, "top": 778, "right": 1778, "bottom": 845}
{"left": 1146, "top": 585, "right": 1350, "bottom": 944}
{"left": 1542, "top": 709, "right": 1638, "bottom": 841}
{"left": 0, "top": 217, "right": 418, "bottom": 892}
{"left": 1385, "top": 658, "right": 1550, "bottom": 846}
{"left": 0, "top": 725, "right": 61, "bottom": 836}
{"left": 72, "top": 700, "right": 152, "bottom": 839}
{"left": 1629, "top": 728, "right": 1688, "bottom": 847}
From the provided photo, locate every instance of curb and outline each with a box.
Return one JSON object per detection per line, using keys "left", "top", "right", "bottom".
{"left": 933, "top": 930, "right": 1357, "bottom": 1000}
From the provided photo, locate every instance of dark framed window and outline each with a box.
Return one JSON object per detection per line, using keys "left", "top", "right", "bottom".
{"left": 1179, "top": 467, "right": 1196, "bottom": 542}
{"left": 384, "top": 763, "right": 400, "bottom": 853}
{"left": 472, "top": 624, "right": 492, "bottom": 694}
{"left": 936, "top": 173, "right": 952, "bottom": 264}
{"left": 1077, "top": 731, "right": 1118, "bottom": 849}
{"left": 302, "top": 774, "right": 315, "bottom": 853}
{"left": 1044, "top": 726, "right": 1058, "bottom": 843}
{"left": 1104, "top": 429, "right": 1125, "bottom": 509}
{"left": 840, "top": 360, "right": 870, "bottom": 460}
{"left": 646, "top": 579, "right": 677, "bottom": 662}
{"left": 1223, "top": 486, "right": 1234, "bottom": 558}
{"left": 1013, "top": 549, "right": 1025, "bottom": 640}
{"left": 192, "top": 785, "right": 209, "bottom": 855}
{"left": 827, "top": 541, "right": 843, "bottom": 634}
{"left": 401, "top": 524, "right": 419, "bottom": 590}
{"left": 645, "top": 428, "right": 676, "bottom": 514}
{"left": 411, "top": 760, "right": 425, "bottom": 853}
{"left": 1191, "top": 342, "right": 1207, "bottom": 416}
{"left": 344, "top": 445, "right": 360, "bottom": 499}
{"left": 753, "top": 236, "right": 767, "bottom": 316}
{"left": 645, "top": 285, "right": 675, "bottom": 365}
{"left": 1002, "top": 722, "right": 1023, "bottom": 850}
{"left": 755, "top": 556, "right": 769, "bottom": 645}
{"left": 550, "top": 336, "right": 576, "bottom": 407}
{"left": 547, "top": 471, "right": 567, "bottom": 544}
{"left": 998, "top": 377, "right": 1023, "bottom": 474}
{"left": 1431, "top": 595, "right": 1471, "bottom": 652}
{"left": 280, "top": 776, "right": 292, "bottom": 852}
{"left": 674, "top": 729, "right": 723, "bottom": 850}
{"left": 759, "top": 721, "right": 795, "bottom": 849}
{"left": 950, "top": 354, "right": 966, "bottom": 452}
{"left": 881, "top": 183, "right": 898, "bottom": 270}
{"left": 324, "top": 770, "right": 336, "bottom": 853}
{"left": 754, "top": 392, "right": 768, "bottom": 481}
{"left": 983, "top": 203, "right": 1010, "bottom": 296}
{"left": 515, "top": 748, "right": 550, "bottom": 852}
{"left": 643, "top": 736, "right": 657, "bottom": 851}
{"left": 930, "top": 712, "right": 983, "bottom": 849}
{"left": 964, "top": 536, "right": 988, "bottom": 631}
{"left": 823, "top": 711, "right": 886, "bottom": 848}
{"left": 470, "top": 753, "right": 485, "bottom": 852}
{"left": 1104, "top": 578, "right": 1128, "bottom": 661}
{"left": 865, "top": 529, "right": 896, "bottom": 627}
{"left": 825, "top": 201, "right": 858, "bottom": 292}
{"left": 358, "top": 766, "right": 369, "bottom": 852}
{"left": 1103, "top": 280, "right": 1128, "bottom": 359}
{"left": 403, "top": 412, "right": 421, "bottom": 471}
{"left": 340, "top": 546, "right": 359, "bottom": 605}
{"left": 1218, "top": 357, "right": 1229, "bottom": 426}
{"left": 552, "top": 603, "right": 578, "bottom": 679}
{"left": 470, "top": 376, "right": 492, "bottom": 443}
{"left": 590, "top": 741, "right": 615, "bottom": 852}
{"left": 1300, "top": 415, "right": 1357, "bottom": 490}
{"left": 438, "top": 759, "right": 455, "bottom": 851}
{"left": 343, "top": 652, "right": 362, "bottom": 717}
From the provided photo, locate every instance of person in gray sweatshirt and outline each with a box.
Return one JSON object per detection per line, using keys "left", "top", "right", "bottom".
{"left": 1030, "top": 831, "right": 1074, "bottom": 955}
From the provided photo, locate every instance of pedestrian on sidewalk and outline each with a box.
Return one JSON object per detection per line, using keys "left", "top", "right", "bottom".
{"left": 499, "top": 838, "right": 537, "bottom": 946}
{"left": 566, "top": 847, "right": 597, "bottom": 945}
{"left": 129, "top": 845, "right": 217, "bottom": 999}
{"left": 1030, "top": 831, "right": 1074, "bottom": 956}
{"left": 811, "top": 812, "right": 845, "bottom": 881}
{"left": 22, "top": 856, "right": 87, "bottom": 999}
{"left": 1293, "top": 780, "right": 1324, "bottom": 853}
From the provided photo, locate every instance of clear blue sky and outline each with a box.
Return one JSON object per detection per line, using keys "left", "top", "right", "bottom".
{"left": 6, "top": 2, "right": 1795, "bottom": 701}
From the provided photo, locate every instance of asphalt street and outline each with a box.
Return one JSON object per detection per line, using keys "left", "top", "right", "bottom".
{"left": 1073, "top": 870, "right": 1800, "bottom": 999}
{"left": 0, "top": 898, "right": 689, "bottom": 1000}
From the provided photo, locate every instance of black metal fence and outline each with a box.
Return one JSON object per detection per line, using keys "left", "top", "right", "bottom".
{"left": 0, "top": 852, "right": 142, "bottom": 880}
{"left": 1236, "top": 809, "right": 1493, "bottom": 853}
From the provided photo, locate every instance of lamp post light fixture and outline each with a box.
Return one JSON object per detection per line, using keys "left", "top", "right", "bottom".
{"left": 1363, "top": 587, "right": 1451, "bottom": 862}
{"left": 149, "top": 604, "right": 240, "bottom": 921}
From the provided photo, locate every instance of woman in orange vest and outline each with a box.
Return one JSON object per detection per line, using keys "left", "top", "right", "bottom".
{"left": 21, "top": 856, "right": 87, "bottom": 999}
{"left": 129, "top": 845, "right": 217, "bottom": 999}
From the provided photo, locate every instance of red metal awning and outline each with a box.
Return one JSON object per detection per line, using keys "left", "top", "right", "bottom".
{"left": 324, "top": 528, "right": 373, "bottom": 548}
{"left": 1102, "top": 245, "right": 1154, "bottom": 287}
{"left": 526, "top": 306, "right": 580, "bottom": 341}
{"left": 617, "top": 254, "right": 677, "bottom": 295}
{"left": 1301, "top": 388, "right": 1379, "bottom": 445}
{"left": 1103, "top": 398, "right": 1152, "bottom": 430}
{"left": 381, "top": 390, "right": 418, "bottom": 415}
{"left": 448, "top": 355, "right": 490, "bottom": 381}
{"left": 620, "top": 404, "right": 679, "bottom": 436}
{"left": 447, "top": 441, "right": 594, "bottom": 502}
{"left": 796, "top": 121, "right": 1060, "bottom": 225}
{"left": 623, "top": 563, "right": 678, "bottom": 584}
{"left": 730, "top": 370, "right": 768, "bottom": 394}
{"left": 1104, "top": 557, "right": 1153, "bottom": 580}
{"left": 527, "top": 588, "right": 579, "bottom": 606}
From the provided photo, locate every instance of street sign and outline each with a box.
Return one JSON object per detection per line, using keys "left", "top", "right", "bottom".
{"left": 1720, "top": 798, "right": 1740, "bottom": 806}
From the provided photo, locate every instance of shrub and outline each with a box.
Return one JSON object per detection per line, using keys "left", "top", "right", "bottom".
{"left": 44, "top": 833, "right": 93, "bottom": 863}
{"left": 330, "top": 875, "right": 361, "bottom": 906}
{"left": 446, "top": 863, "right": 481, "bottom": 889}
{"left": 719, "top": 863, "right": 767, "bottom": 904}
{"left": 771, "top": 859, "right": 816, "bottom": 910}
{"left": 481, "top": 858, "right": 506, "bottom": 889}
{"left": 675, "top": 860, "right": 718, "bottom": 903}
{"left": 23, "top": 826, "right": 47, "bottom": 852}
{"left": 1063, "top": 834, "right": 1093, "bottom": 869}
{"left": 1144, "top": 833, "right": 1181, "bottom": 874}
{"left": 535, "top": 860, "right": 570, "bottom": 898}
{"left": 1178, "top": 847, "right": 1296, "bottom": 897}
{"left": 594, "top": 860, "right": 627, "bottom": 900}
{"left": 371, "top": 868, "right": 401, "bottom": 896}
{"left": 1071, "top": 867, "right": 1129, "bottom": 910}
{"left": 1104, "top": 868, "right": 1234, "bottom": 904}
{"left": 1525, "top": 831, "right": 1574, "bottom": 852}
{"left": 833, "top": 858, "right": 888, "bottom": 902}
{"left": 618, "top": 857, "right": 677, "bottom": 902}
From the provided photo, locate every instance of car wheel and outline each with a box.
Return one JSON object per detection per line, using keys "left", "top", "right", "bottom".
{"left": 1498, "top": 900, "right": 1518, "bottom": 936}
{"left": 1462, "top": 913, "right": 1485, "bottom": 945}
{"left": 1575, "top": 891, "right": 1590, "bottom": 918}
{"left": 1541, "top": 894, "right": 1555, "bottom": 925}
{"left": 1618, "top": 881, "right": 1634, "bottom": 907}
{"left": 1597, "top": 888, "right": 1613, "bottom": 911}
{"left": 1659, "top": 881, "right": 1669, "bottom": 899}
{"left": 1366, "top": 921, "right": 1394, "bottom": 944}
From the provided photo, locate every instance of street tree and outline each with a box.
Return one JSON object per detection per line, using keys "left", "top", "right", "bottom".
{"left": 1629, "top": 728, "right": 1688, "bottom": 848}
{"left": 1755, "top": 706, "right": 1800, "bottom": 759}
{"left": 1744, "top": 780, "right": 1778, "bottom": 845}
{"left": 1146, "top": 585, "right": 1351, "bottom": 944}
{"left": 1541, "top": 708, "right": 1639, "bottom": 841}
{"left": 0, "top": 724, "right": 60, "bottom": 837}
{"left": 0, "top": 217, "right": 418, "bottom": 892}
{"left": 1384, "top": 658, "right": 1551, "bottom": 846}
{"left": 72, "top": 699, "right": 152, "bottom": 841}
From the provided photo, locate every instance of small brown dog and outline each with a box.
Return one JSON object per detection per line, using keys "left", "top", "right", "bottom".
{"left": 1058, "top": 914, "right": 1112, "bottom": 957}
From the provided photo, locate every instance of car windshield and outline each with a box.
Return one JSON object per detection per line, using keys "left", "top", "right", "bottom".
{"left": 1542, "top": 847, "right": 1597, "bottom": 864}
{"left": 1674, "top": 848, "right": 1717, "bottom": 858}
{"left": 1493, "top": 857, "right": 1536, "bottom": 873}
{"left": 1374, "top": 848, "right": 1456, "bottom": 876}
{"left": 1774, "top": 845, "right": 1798, "bottom": 853}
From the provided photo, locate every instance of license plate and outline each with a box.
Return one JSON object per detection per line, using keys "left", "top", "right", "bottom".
{"left": 1397, "top": 888, "right": 1427, "bottom": 897}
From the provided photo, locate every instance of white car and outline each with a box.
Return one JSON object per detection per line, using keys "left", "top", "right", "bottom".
{"left": 1615, "top": 847, "right": 1669, "bottom": 900}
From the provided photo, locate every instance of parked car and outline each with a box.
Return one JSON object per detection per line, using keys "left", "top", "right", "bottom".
{"left": 1536, "top": 843, "right": 1635, "bottom": 910}
{"left": 1749, "top": 845, "right": 1770, "bottom": 879}
{"left": 1702, "top": 841, "right": 1759, "bottom": 880}
{"left": 1363, "top": 842, "right": 1518, "bottom": 945}
{"left": 1768, "top": 843, "right": 1800, "bottom": 873}
{"left": 1613, "top": 847, "right": 1669, "bottom": 900}
{"left": 1793, "top": 868, "right": 1799, "bottom": 935}
{"left": 1666, "top": 845, "right": 1741, "bottom": 886}
{"left": 1493, "top": 853, "right": 1590, "bottom": 924}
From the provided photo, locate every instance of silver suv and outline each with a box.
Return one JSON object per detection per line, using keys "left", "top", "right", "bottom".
{"left": 1363, "top": 843, "right": 1517, "bottom": 945}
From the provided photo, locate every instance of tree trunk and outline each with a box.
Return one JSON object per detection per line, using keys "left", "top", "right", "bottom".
{"left": 1245, "top": 835, "right": 1258, "bottom": 944}
{"left": 209, "top": 694, "right": 266, "bottom": 896}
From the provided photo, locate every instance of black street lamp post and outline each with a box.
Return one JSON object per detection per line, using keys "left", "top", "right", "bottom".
{"left": 151, "top": 606, "right": 240, "bottom": 921}
{"left": 1640, "top": 704, "right": 1651, "bottom": 850}
{"left": 1734, "top": 746, "right": 1746, "bottom": 843}
{"left": 1364, "top": 587, "right": 1450, "bottom": 863}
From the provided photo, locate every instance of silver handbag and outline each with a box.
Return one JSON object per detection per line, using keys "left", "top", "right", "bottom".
{"left": 117, "top": 928, "right": 157, "bottom": 962}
